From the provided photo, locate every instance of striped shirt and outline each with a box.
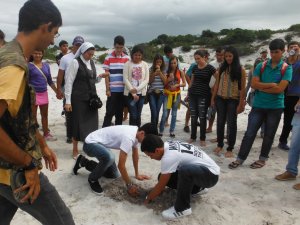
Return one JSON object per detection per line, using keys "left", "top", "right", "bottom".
{"left": 149, "top": 67, "right": 165, "bottom": 92}
{"left": 103, "top": 51, "right": 130, "bottom": 92}
{"left": 189, "top": 64, "right": 216, "bottom": 98}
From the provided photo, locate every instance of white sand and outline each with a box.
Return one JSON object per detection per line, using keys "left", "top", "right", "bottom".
{"left": 11, "top": 60, "right": 300, "bottom": 225}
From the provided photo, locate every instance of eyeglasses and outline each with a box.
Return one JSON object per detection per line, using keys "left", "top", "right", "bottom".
{"left": 54, "top": 33, "right": 60, "bottom": 38}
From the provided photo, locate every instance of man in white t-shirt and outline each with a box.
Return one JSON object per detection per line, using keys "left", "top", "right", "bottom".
{"left": 73, "top": 123, "right": 158, "bottom": 195}
{"left": 141, "top": 134, "right": 220, "bottom": 220}
{"left": 207, "top": 47, "right": 224, "bottom": 134}
{"left": 56, "top": 36, "right": 84, "bottom": 99}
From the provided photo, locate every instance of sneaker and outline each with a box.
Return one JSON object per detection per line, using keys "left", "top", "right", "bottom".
{"left": 183, "top": 126, "right": 190, "bottom": 133}
{"left": 73, "top": 154, "right": 83, "bottom": 175}
{"left": 278, "top": 142, "right": 290, "bottom": 151}
{"left": 88, "top": 179, "right": 103, "bottom": 195}
{"left": 170, "top": 133, "right": 175, "bottom": 138}
{"left": 162, "top": 206, "right": 192, "bottom": 219}
{"left": 44, "top": 133, "right": 57, "bottom": 141}
{"left": 191, "top": 187, "right": 208, "bottom": 197}
{"left": 275, "top": 171, "right": 296, "bottom": 181}
{"left": 293, "top": 183, "right": 300, "bottom": 190}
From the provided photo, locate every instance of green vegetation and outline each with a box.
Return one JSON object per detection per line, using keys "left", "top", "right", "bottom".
{"left": 288, "top": 24, "right": 300, "bottom": 32}
{"left": 178, "top": 55, "right": 184, "bottom": 63}
{"left": 43, "top": 24, "right": 300, "bottom": 63}
{"left": 94, "top": 44, "right": 108, "bottom": 51}
{"left": 98, "top": 53, "right": 108, "bottom": 64}
{"left": 255, "top": 29, "right": 272, "bottom": 40}
{"left": 285, "top": 34, "right": 293, "bottom": 43}
{"left": 44, "top": 45, "right": 59, "bottom": 61}
{"left": 181, "top": 45, "right": 192, "bottom": 52}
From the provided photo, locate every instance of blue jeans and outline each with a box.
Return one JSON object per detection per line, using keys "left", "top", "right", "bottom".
{"left": 159, "top": 94, "right": 181, "bottom": 133}
{"left": 286, "top": 113, "right": 300, "bottom": 176}
{"left": 0, "top": 173, "right": 74, "bottom": 225}
{"left": 166, "top": 165, "right": 218, "bottom": 211}
{"left": 83, "top": 142, "right": 119, "bottom": 181}
{"left": 216, "top": 96, "right": 239, "bottom": 151}
{"left": 237, "top": 108, "right": 283, "bottom": 162}
{"left": 149, "top": 92, "right": 164, "bottom": 127}
{"left": 127, "top": 95, "right": 145, "bottom": 127}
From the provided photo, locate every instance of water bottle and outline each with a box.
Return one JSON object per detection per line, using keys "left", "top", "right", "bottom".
{"left": 289, "top": 49, "right": 296, "bottom": 57}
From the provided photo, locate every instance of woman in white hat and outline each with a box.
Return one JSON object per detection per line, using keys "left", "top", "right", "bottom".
{"left": 64, "top": 42, "right": 101, "bottom": 158}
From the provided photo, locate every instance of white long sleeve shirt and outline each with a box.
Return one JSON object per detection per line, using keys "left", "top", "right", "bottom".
{"left": 64, "top": 55, "right": 96, "bottom": 104}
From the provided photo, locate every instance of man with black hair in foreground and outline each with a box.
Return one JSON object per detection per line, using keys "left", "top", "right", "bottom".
{"left": 141, "top": 134, "right": 219, "bottom": 220}
{"left": 0, "top": 0, "right": 74, "bottom": 224}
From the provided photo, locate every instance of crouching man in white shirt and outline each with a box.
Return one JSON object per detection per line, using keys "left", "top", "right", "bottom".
{"left": 73, "top": 123, "right": 157, "bottom": 196}
{"left": 141, "top": 134, "right": 220, "bottom": 220}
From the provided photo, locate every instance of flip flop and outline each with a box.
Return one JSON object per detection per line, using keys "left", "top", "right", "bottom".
{"left": 228, "top": 161, "right": 241, "bottom": 169}
{"left": 250, "top": 161, "right": 265, "bottom": 169}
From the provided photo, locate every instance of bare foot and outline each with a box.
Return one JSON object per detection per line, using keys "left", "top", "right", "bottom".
{"left": 200, "top": 141, "right": 206, "bottom": 147}
{"left": 72, "top": 153, "right": 79, "bottom": 160}
{"left": 225, "top": 151, "right": 234, "bottom": 158}
{"left": 210, "top": 137, "right": 218, "bottom": 143}
{"left": 213, "top": 147, "right": 223, "bottom": 156}
{"left": 206, "top": 128, "right": 212, "bottom": 133}
{"left": 188, "top": 139, "right": 196, "bottom": 144}
{"left": 72, "top": 150, "right": 79, "bottom": 160}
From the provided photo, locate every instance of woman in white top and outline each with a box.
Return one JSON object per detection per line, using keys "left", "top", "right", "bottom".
{"left": 64, "top": 42, "right": 101, "bottom": 158}
{"left": 123, "top": 45, "right": 149, "bottom": 127}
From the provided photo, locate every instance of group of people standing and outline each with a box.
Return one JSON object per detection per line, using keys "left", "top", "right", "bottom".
{"left": 1, "top": 0, "right": 300, "bottom": 223}
{"left": 28, "top": 30, "right": 300, "bottom": 192}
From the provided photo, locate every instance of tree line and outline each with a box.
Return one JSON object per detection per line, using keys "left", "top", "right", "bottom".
{"left": 45, "top": 24, "right": 300, "bottom": 63}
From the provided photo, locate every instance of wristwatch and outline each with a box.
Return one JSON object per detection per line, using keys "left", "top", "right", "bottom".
{"left": 23, "top": 158, "right": 40, "bottom": 171}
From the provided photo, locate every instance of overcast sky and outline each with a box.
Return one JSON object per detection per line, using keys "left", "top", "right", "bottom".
{"left": 1, "top": 0, "right": 299, "bottom": 47}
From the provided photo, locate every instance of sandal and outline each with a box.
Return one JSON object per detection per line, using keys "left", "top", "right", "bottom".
{"left": 250, "top": 161, "right": 265, "bottom": 169}
{"left": 228, "top": 161, "right": 241, "bottom": 169}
